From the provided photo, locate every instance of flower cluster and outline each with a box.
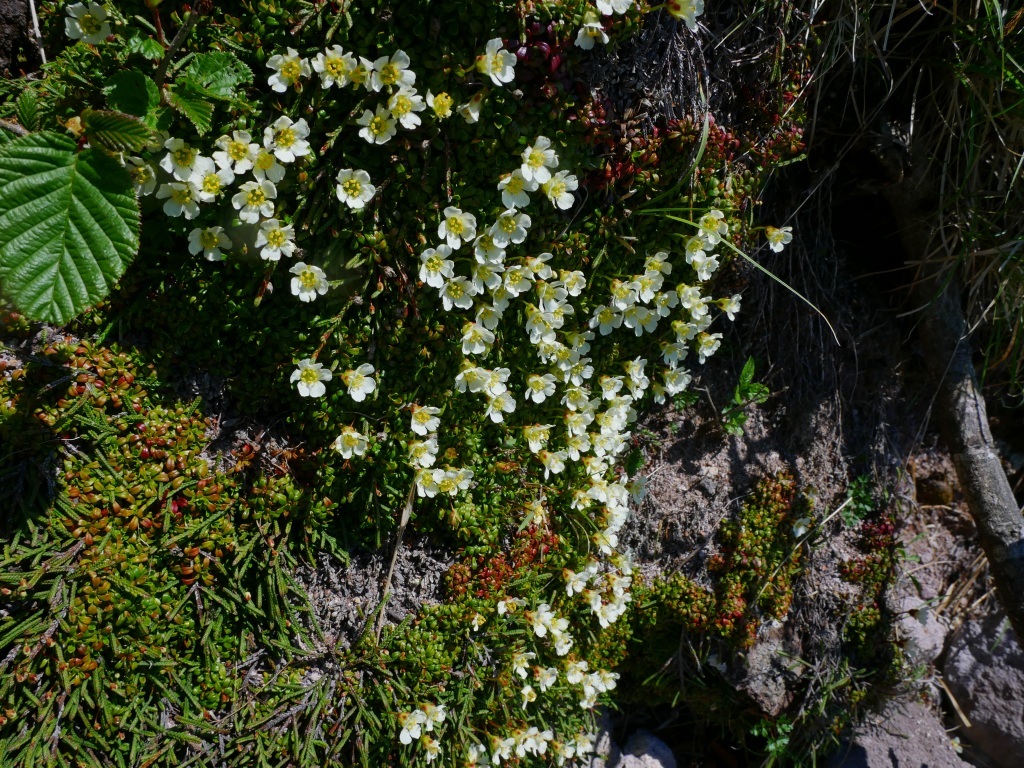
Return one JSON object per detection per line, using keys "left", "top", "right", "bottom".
{"left": 397, "top": 702, "right": 446, "bottom": 762}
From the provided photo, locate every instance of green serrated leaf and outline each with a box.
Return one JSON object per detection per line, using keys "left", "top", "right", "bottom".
{"left": 0, "top": 125, "right": 13, "bottom": 146}
{"left": 126, "top": 35, "right": 166, "bottom": 61}
{"left": 82, "top": 109, "right": 153, "bottom": 154}
{"left": 0, "top": 132, "right": 140, "bottom": 324}
{"left": 16, "top": 89, "right": 39, "bottom": 132}
{"left": 167, "top": 80, "right": 214, "bottom": 134}
{"left": 103, "top": 70, "right": 160, "bottom": 118}
{"left": 185, "top": 52, "right": 253, "bottom": 100}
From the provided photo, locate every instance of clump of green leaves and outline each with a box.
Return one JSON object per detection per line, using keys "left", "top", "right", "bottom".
{"left": 721, "top": 356, "right": 770, "bottom": 436}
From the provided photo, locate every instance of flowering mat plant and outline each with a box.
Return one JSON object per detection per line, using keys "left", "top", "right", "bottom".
{"left": 0, "top": 1, "right": 814, "bottom": 766}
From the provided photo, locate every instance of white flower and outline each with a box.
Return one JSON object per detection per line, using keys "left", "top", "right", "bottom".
{"left": 419, "top": 246, "right": 454, "bottom": 288}
{"left": 766, "top": 225, "right": 794, "bottom": 252}
{"left": 472, "top": 261, "right": 505, "bottom": 292}
{"left": 290, "top": 358, "right": 331, "bottom": 398}
{"left": 335, "top": 168, "right": 376, "bottom": 209}
{"left": 462, "top": 322, "right": 495, "bottom": 356}
{"left": 537, "top": 667, "right": 558, "bottom": 692}
{"left": 690, "top": 251, "right": 720, "bottom": 282}
{"left": 191, "top": 157, "right": 234, "bottom": 203}
{"left": 156, "top": 182, "right": 200, "bottom": 219}
{"left": 213, "top": 131, "right": 259, "bottom": 175}
{"left": 458, "top": 91, "right": 487, "bottom": 123}
{"left": 313, "top": 45, "right": 356, "bottom": 88}
{"left": 266, "top": 48, "right": 311, "bottom": 93}
{"left": 520, "top": 684, "right": 537, "bottom": 709}
{"left": 565, "top": 659, "right": 589, "bottom": 685}
{"left": 256, "top": 218, "right": 296, "bottom": 261}
{"left": 440, "top": 276, "right": 478, "bottom": 311}
{"left": 476, "top": 38, "right": 517, "bottom": 86}
{"left": 427, "top": 90, "right": 455, "bottom": 119}
{"left": 697, "top": 209, "right": 728, "bottom": 244}
{"left": 596, "top": 0, "right": 633, "bottom": 13}
{"left": 357, "top": 106, "right": 397, "bottom": 144}
{"left": 696, "top": 332, "right": 722, "bottom": 364}
{"left": 720, "top": 293, "right": 742, "bottom": 320}
{"left": 439, "top": 207, "right": 477, "bottom": 250}
{"left": 398, "top": 710, "right": 426, "bottom": 745}
{"left": 538, "top": 449, "right": 567, "bottom": 478}
{"left": 525, "top": 373, "right": 557, "bottom": 403}
{"left": 423, "top": 736, "right": 440, "bottom": 763}
{"left": 415, "top": 467, "right": 440, "bottom": 497}
{"left": 421, "top": 702, "right": 446, "bottom": 732}
{"left": 264, "top": 116, "right": 311, "bottom": 164}
{"left": 370, "top": 50, "right": 415, "bottom": 92}
{"left": 561, "top": 270, "right": 587, "bottom": 296}
{"left": 341, "top": 363, "right": 376, "bottom": 402}
{"left": 521, "top": 136, "right": 559, "bottom": 184}
{"left": 65, "top": 3, "right": 110, "bottom": 45}
{"left": 473, "top": 234, "right": 505, "bottom": 264}
{"left": 388, "top": 87, "right": 426, "bottom": 129}
{"left": 667, "top": 0, "right": 705, "bottom": 32}
{"left": 252, "top": 149, "right": 287, "bottom": 183}
{"left": 575, "top": 22, "right": 609, "bottom": 50}
{"left": 232, "top": 180, "right": 277, "bottom": 224}
{"left": 522, "top": 424, "right": 553, "bottom": 453}
{"left": 489, "top": 209, "right": 531, "bottom": 248}
{"left": 503, "top": 265, "right": 534, "bottom": 297}
{"left": 511, "top": 651, "right": 535, "bottom": 678}
{"left": 125, "top": 157, "right": 157, "bottom": 196}
{"left": 346, "top": 56, "right": 374, "bottom": 90}
{"left": 160, "top": 138, "right": 200, "bottom": 181}
{"left": 289, "top": 262, "right": 328, "bottom": 302}
{"left": 542, "top": 170, "right": 578, "bottom": 210}
{"left": 410, "top": 405, "right": 441, "bottom": 436}
{"left": 332, "top": 426, "right": 368, "bottom": 458}
{"left": 484, "top": 391, "right": 516, "bottom": 423}
{"left": 498, "top": 169, "right": 538, "bottom": 209}
{"left": 188, "top": 226, "right": 232, "bottom": 261}
{"left": 408, "top": 437, "right": 438, "bottom": 468}
{"left": 589, "top": 305, "right": 622, "bottom": 336}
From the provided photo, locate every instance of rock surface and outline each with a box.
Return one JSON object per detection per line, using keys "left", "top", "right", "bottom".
{"left": 943, "top": 612, "right": 1024, "bottom": 768}
{"left": 615, "top": 730, "right": 677, "bottom": 768}
{"left": 826, "top": 698, "right": 969, "bottom": 768}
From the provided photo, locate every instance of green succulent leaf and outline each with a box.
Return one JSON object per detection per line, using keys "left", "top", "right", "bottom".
{"left": 0, "top": 132, "right": 140, "bottom": 324}
{"left": 185, "top": 52, "right": 253, "bottom": 100}
{"left": 82, "top": 109, "right": 154, "bottom": 154}
{"left": 167, "top": 80, "right": 214, "bottom": 134}
{"left": 104, "top": 70, "right": 161, "bottom": 119}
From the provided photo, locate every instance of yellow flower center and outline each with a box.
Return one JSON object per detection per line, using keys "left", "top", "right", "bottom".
{"left": 507, "top": 271, "right": 522, "bottom": 286}
{"left": 130, "top": 165, "right": 151, "bottom": 185}
{"left": 425, "top": 255, "right": 442, "bottom": 272}
{"left": 255, "top": 152, "right": 276, "bottom": 171}
{"left": 349, "top": 373, "right": 366, "bottom": 389}
{"left": 171, "top": 186, "right": 192, "bottom": 205}
{"left": 173, "top": 147, "right": 196, "bottom": 168}
{"left": 200, "top": 230, "right": 220, "bottom": 249}
{"left": 369, "top": 116, "right": 390, "bottom": 136}
{"left": 299, "top": 269, "right": 319, "bottom": 289}
{"left": 342, "top": 178, "right": 363, "bottom": 198}
{"left": 324, "top": 57, "right": 347, "bottom": 79}
{"left": 447, "top": 283, "right": 464, "bottom": 299}
{"left": 281, "top": 59, "right": 302, "bottom": 83}
{"left": 505, "top": 176, "right": 524, "bottom": 194}
{"left": 265, "top": 228, "right": 286, "bottom": 248}
{"left": 391, "top": 95, "right": 412, "bottom": 117}
{"left": 350, "top": 64, "right": 368, "bottom": 85}
{"left": 413, "top": 411, "right": 431, "bottom": 425}
{"left": 246, "top": 188, "right": 267, "bottom": 207}
{"left": 228, "top": 140, "right": 249, "bottom": 161}
{"left": 202, "top": 174, "right": 222, "bottom": 195}
{"left": 446, "top": 216, "right": 464, "bottom": 236}
{"left": 274, "top": 127, "right": 296, "bottom": 148}
{"left": 499, "top": 216, "right": 517, "bottom": 234}
{"left": 438, "top": 476, "right": 457, "bottom": 494}
{"left": 527, "top": 149, "right": 546, "bottom": 168}
{"left": 489, "top": 53, "right": 504, "bottom": 72}
{"left": 300, "top": 368, "right": 320, "bottom": 386}
{"left": 431, "top": 92, "right": 453, "bottom": 117}
{"left": 549, "top": 181, "right": 567, "bottom": 198}
{"left": 379, "top": 62, "right": 400, "bottom": 86}
{"left": 80, "top": 14, "right": 102, "bottom": 36}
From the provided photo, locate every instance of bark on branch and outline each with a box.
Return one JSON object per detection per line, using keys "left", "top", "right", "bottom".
{"left": 887, "top": 177, "right": 1024, "bottom": 640}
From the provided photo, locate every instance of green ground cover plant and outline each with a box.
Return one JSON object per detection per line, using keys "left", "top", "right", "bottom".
{"left": 0, "top": 1, "right": 836, "bottom": 766}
